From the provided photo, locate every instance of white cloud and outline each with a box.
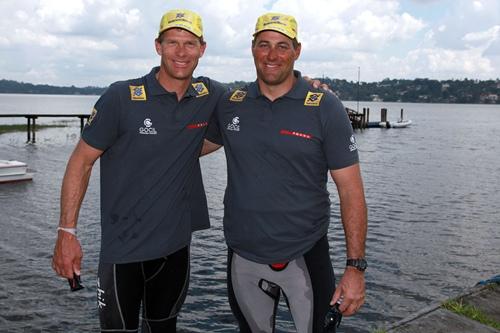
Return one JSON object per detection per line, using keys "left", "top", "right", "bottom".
{"left": 35, "top": 0, "right": 86, "bottom": 33}
{"left": 0, "top": 0, "right": 498, "bottom": 85}
{"left": 463, "top": 25, "right": 500, "bottom": 44}
{"left": 473, "top": 1, "right": 484, "bottom": 11}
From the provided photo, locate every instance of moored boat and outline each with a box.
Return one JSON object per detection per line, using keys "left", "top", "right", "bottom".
{"left": 0, "top": 160, "right": 34, "bottom": 183}
{"left": 379, "top": 119, "right": 413, "bottom": 128}
{"left": 390, "top": 119, "right": 412, "bottom": 128}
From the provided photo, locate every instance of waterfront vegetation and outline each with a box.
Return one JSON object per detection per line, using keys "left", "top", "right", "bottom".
{"left": 442, "top": 298, "right": 500, "bottom": 330}
{"left": 0, "top": 124, "right": 63, "bottom": 135}
{"left": 2, "top": 77, "right": 500, "bottom": 104}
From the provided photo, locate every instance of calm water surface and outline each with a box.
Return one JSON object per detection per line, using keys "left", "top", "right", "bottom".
{"left": 1, "top": 94, "right": 499, "bottom": 332}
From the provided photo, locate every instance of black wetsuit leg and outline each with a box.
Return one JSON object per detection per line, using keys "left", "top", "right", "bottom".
{"left": 98, "top": 246, "right": 190, "bottom": 333}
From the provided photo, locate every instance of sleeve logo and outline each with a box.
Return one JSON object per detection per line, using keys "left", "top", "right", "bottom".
{"left": 349, "top": 135, "right": 358, "bottom": 151}
{"left": 87, "top": 107, "right": 98, "bottom": 125}
{"left": 304, "top": 92, "right": 323, "bottom": 106}
{"left": 130, "top": 85, "right": 147, "bottom": 101}
{"left": 192, "top": 82, "right": 209, "bottom": 97}
{"left": 229, "top": 90, "right": 247, "bottom": 102}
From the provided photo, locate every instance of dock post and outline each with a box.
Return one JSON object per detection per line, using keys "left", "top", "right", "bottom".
{"left": 381, "top": 108, "right": 387, "bottom": 123}
{"left": 26, "top": 116, "right": 31, "bottom": 143}
{"left": 80, "top": 116, "right": 85, "bottom": 133}
{"left": 366, "top": 108, "right": 370, "bottom": 128}
{"left": 32, "top": 117, "right": 37, "bottom": 143}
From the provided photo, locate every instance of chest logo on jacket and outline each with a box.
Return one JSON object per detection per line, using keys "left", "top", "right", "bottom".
{"left": 139, "top": 118, "right": 157, "bottom": 135}
{"left": 227, "top": 116, "right": 240, "bottom": 132}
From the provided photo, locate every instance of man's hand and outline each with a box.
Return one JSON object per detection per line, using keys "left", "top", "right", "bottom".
{"left": 303, "top": 75, "right": 334, "bottom": 94}
{"left": 52, "top": 231, "right": 82, "bottom": 279}
{"left": 330, "top": 267, "right": 365, "bottom": 316}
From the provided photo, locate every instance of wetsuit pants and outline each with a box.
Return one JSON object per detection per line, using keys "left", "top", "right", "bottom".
{"left": 97, "top": 246, "right": 189, "bottom": 333}
{"left": 228, "top": 235, "right": 335, "bottom": 333}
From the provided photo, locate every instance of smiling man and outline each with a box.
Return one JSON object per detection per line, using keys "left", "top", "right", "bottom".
{"left": 52, "top": 9, "right": 226, "bottom": 332}
{"left": 203, "top": 13, "right": 368, "bottom": 332}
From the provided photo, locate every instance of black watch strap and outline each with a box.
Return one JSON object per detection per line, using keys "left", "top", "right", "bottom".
{"left": 346, "top": 258, "right": 367, "bottom": 272}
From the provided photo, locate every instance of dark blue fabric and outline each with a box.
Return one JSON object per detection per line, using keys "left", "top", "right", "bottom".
{"left": 83, "top": 67, "right": 225, "bottom": 263}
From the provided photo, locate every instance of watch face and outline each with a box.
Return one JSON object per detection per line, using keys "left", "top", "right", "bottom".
{"left": 347, "top": 259, "right": 367, "bottom": 271}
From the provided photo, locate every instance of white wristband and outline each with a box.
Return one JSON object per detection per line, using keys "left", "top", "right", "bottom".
{"left": 57, "top": 227, "right": 77, "bottom": 236}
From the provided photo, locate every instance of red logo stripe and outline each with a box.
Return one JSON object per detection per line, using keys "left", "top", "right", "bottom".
{"left": 187, "top": 122, "right": 208, "bottom": 129}
{"left": 280, "top": 129, "right": 312, "bottom": 140}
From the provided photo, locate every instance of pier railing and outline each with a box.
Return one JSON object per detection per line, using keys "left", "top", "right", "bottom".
{"left": 0, "top": 114, "right": 89, "bottom": 143}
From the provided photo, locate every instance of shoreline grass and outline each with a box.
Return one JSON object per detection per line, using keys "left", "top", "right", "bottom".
{"left": 442, "top": 298, "right": 500, "bottom": 330}
{"left": 0, "top": 124, "right": 66, "bottom": 135}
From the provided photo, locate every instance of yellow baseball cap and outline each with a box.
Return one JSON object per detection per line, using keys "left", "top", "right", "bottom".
{"left": 254, "top": 12, "right": 298, "bottom": 40}
{"left": 158, "top": 9, "right": 203, "bottom": 37}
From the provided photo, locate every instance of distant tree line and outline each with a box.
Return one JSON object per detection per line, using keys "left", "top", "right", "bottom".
{"left": 319, "top": 77, "right": 500, "bottom": 104}
{"left": 1, "top": 77, "right": 499, "bottom": 104}
{"left": 0, "top": 79, "right": 105, "bottom": 95}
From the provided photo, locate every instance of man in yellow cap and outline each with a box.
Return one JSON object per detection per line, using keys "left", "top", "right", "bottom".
{"left": 52, "top": 9, "right": 227, "bottom": 332}
{"left": 203, "top": 12, "right": 367, "bottom": 332}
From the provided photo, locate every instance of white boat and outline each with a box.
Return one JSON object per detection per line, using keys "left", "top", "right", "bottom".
{"left": 0, "top": 160, "right": 34, "bottom": 183}
{"left": 390, "top": 119, "right": 412, "bottom": 128}
{"left": 379, "top": 119, "right": 412, "bottom": 128}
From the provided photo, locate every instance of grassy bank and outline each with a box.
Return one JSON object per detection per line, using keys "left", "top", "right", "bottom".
{"left": 442, "top": 297, "right": 500, "bottom": 330}
{"left": 0, "top": 124, "right": 65, "bottom": 135}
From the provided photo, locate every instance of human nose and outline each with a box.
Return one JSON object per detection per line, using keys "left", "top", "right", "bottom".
{"left": 266, "top": 46, "right": 279, "bottom": 60}
{"left": 175, "top": 44, "right": 187, "bottom": 57}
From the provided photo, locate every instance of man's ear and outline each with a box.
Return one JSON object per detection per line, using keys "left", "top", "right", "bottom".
{"left": 199, "top": 42, "right": 207, "bottom": 58}
{"left": 294, "top": 43, "right": 302, "bottom": 60}
{"left": 154, "top": 38, "right": 162, "bottom": 56}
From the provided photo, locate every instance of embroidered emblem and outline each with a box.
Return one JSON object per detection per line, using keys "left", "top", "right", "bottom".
{"left": 187, "top": 122, "right": 208, "bottom": 129}
{"left": 229, "top": 90, "right": 247, "bottom": 102}
{"left": 349, "top": 135, "right": 358, "bottom": 152}
{"left": 280, "top": 129, "right": 312, "bottom": 140}
{"left": 87, "top": 108, "right": 97, "bottom": 125}
{"left": 192, "top": 82, "right": 209, "bottom": 97}
{"left": 304, "top": 92, "right": 323, "bottom": 106}
{"left": 139, "top": 118, "right": 157, "bottom": 135}
{"left": 130, "top": 85, "right": 147, "bottom": 101}
{"left": 227, "top": 117, "right": 240, "bottom": 131}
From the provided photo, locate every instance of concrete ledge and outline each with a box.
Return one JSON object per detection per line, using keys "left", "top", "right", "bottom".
{"left": 386, "top": 283, "right": 500, "bottom": 333}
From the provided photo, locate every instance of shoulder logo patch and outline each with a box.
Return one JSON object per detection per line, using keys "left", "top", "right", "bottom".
{"left": 229, "top": 90, "right": 247, "bottom": 102}
{"left": 87, "top": 107, "right": 97, "bottom": 125}
{"left": 192, "top": 82, "right": 209, "bottom": 97}
{"left": 304, "top": 92, "right": 323, "bottom": 107}
{"left": 130, "top": 85, "right": 147, "bottom": 101}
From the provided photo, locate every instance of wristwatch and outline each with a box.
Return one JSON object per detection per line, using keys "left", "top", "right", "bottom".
{"left": 346, "top": 258, "right": 367, "bottom": 272}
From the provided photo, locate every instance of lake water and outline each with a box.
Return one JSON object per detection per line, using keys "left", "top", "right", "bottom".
{"left": 1, "top": 94, "right": 499, "bottom": 332}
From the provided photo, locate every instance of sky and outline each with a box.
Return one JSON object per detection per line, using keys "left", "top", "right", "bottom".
{"left": 0, "top": 0, "right": 499, "bottom": 87}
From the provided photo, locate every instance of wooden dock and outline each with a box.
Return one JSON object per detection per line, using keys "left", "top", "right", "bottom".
{"left": 346, "top": 107, "right": 409, "bottom": 129}
{"left": 0, "top": 114, "right": 89, "bottom": 143}
{"left": 385, "top": 281, "right": 500, "bottom": 333}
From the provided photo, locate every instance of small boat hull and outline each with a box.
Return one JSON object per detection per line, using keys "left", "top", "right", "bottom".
{"left": 391, "top": 119, "right": 412, "bottom": 128}
{"left": 0, "top": 160, "right": 33, "bottom": 183}
{"left": 379, "top": 120, "right": 412, "bottom": 128}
